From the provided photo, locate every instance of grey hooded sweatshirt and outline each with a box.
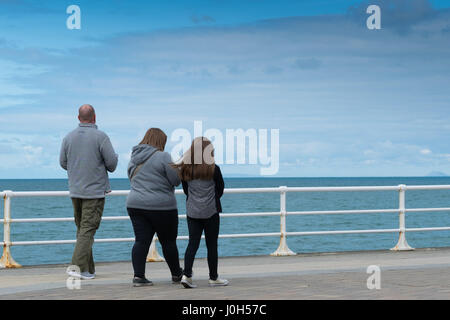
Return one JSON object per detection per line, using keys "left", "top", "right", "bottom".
{"left": 126, "top": 144, "right": 181, "bottom": 211}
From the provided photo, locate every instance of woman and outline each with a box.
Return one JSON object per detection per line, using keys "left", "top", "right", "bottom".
{"left": 126, "top": 128, "right": 183, "bottom": 287}
{"left": 173, "top": 137, "right": 228, "bottom": 288}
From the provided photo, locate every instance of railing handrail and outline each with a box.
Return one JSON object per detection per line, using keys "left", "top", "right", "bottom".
{"left": 5, "top": 184, "right": 450, "bottom": 198}
{"left": 2, "top": 184, "right": 450, "bottom": 268}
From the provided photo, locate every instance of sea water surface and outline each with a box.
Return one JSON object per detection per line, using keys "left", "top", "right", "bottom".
{"left": 1, "top": 177, "right": 449, "bottom": 266}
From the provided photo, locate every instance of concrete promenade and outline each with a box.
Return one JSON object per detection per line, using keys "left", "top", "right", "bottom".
{"left": 0, "top": 248, "right": 449, "bottom": 300}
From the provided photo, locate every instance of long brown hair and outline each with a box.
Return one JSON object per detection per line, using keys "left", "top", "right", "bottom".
{"left": 173, "top": 137, "right": 215, "bottom": 181}
{"left": 139, "top": 128, "right": 167, "bottom": 151}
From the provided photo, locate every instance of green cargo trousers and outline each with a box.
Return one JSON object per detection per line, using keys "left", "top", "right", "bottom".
{"left": 71, "top": 198, "right": 105, "bottom": 274}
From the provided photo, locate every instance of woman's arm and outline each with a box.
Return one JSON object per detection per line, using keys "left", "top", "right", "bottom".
{"left": 163, "top": 153, "right": 181, "bottom": 187}
{"left": 214, "top": 165, "right": 225, "bottom": 198}
{"left": 182, "top": 180, "right": 189, "bottom": 196}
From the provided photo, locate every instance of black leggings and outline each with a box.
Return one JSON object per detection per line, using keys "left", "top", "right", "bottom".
{"left": 184, "top": 213, "right": 220, "bottom": 280}
{"left": 127, "top": 207, "right": 182, "bottom": 279}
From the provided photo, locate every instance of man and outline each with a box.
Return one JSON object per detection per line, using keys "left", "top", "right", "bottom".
{"left": 60, "top": 104, "right": 118, "bottom": 279}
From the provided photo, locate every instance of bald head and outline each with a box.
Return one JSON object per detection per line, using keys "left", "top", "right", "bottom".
{"left": 78, "top": 104, "right": 96, "bottom": 123}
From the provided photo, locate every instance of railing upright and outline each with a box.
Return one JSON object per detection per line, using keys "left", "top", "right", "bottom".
{"left": 0, "top": 191, "right": 21, "bottom": 268}
{"left": 271, "top": 186, "right": 296, "bottom": 256}
{"left": 391, "top": 185, "right": 414, "bottom": 251}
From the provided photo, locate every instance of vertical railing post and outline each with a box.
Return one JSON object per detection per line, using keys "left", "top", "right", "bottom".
{"left": 391, "top": 184, "right": 414, "bottom": 251}
{"left": 146, "top": 235, "right": 165, "bottom": 262}
{"left": 0, "top": 191, "right": 21, "bottom": 268}
{"left": 271, "top": 186, "right": 296, "bottom": 256}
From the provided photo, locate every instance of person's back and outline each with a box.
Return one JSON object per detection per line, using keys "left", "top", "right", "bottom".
{"left": 61, "top": 123, "right": 118, "bottom": 198}
{"left": 60, "top": 104, "right": 118, "bottom": 280}
{"left": 126, "top": 144, "right": 180, "bottom": 210}
{"left": 185, "top": 174, "right": 220, "bottom": 219}
{"left": 126, "top": 128, "right": 182, "bottom": 287}
{"left": 174, "top": 137, "right": 228, "bottom": 288}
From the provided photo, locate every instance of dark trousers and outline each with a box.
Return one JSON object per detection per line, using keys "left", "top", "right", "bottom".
{"left": 71, "top": 198, "right": 105, "bottom": 274}
{"left": 184, "top": 213, "right": 220, "bottom": 280}
{"left": 127, "top": 207, "right": 182, "bottom": 279}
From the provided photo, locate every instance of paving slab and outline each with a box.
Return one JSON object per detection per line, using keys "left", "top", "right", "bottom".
{"left": 0, "top": 248, "right": 449, "bottom": 299}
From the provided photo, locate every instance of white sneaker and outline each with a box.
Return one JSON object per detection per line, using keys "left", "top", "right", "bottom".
{"left": 68, "top": 271, "right": 95, "bottom": 280}
{"left": 181, "top": 275, "right": 197, "bottom": 288}
{"left": 67, "top": 270, "right": 79, "bottom": 277}
{"left": 80, "top": 272, "right": 96, "bottom": 280}
{"left": 209, "top": 278, "right": 229, "bottom": 287}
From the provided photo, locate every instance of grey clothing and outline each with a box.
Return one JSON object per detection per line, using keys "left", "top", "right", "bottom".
{"left": 126, "top": 144, "right": 181, "bottom": 211}
{"left": 60, "top": 123, "right": 118, "bottom": 199}
{"left": 185, "top": 179, "right": 217, "bottom": 219}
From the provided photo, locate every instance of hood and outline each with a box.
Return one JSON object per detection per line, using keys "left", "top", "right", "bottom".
{"left": 130, "top": 144, "right": 158, "bottom": 165}
{"left": 127, "top": 144, "right": 158, "bottom": 179}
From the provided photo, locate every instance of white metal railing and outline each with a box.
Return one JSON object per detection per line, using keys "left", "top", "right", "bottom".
{"left": 1, "top": 184, "right": 450, "bottom": 268}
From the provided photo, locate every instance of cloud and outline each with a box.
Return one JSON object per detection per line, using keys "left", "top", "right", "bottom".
{"left": 293, "top": 58, "right": 322, "bottom": 70}
{"left": 0, "top": 1, "right": 449, "bottom": 177}
{"left": 0, "top": 96, "right": 36, "bottom": 109}
{"left": 0, "top": 134, "right": 59, "bottom": 171}
{"left": 278, "top": 139, "right": 450, "bottom": 176}
{"left": 420, "top": 149, "right": 432, "bottom": 155}
{"left": 190, "top": 14, "right": 216, "bottom": 24}
{"left": 0, "top": 0, "right": 59, "bottom": 15}
{"left": 264, "top": 65, "right": 283, "bottom": 74}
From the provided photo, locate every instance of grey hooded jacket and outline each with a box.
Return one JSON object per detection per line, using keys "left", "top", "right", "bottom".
{"left": 126, "top": 144, "right": 181, "bottom": 211}
{"left": 60, "top": 123, "right": 118, "bottom": 199}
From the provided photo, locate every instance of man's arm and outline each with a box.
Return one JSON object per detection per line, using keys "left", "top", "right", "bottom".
{"left": 100, "top": 136, "right": 119, "bottom": 173}
{"left": 59, "top": 138, "right": 68, "bottom": 171}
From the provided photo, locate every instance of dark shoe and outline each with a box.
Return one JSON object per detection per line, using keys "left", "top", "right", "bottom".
{"left": 133, "top": 276, "right": 153, "bottom": 287}
{"left": 172, "top": 274, "right": 182, "bottom": 283}
{"left": 172, "top": 268, "right": 183, "bottom": 284}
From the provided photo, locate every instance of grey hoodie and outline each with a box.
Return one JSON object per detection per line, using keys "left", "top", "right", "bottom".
{"left": 126, "top": 144, "right": 181, "bottom": 211}
{"left": 60, "top": 123, "right": 118, "bottom": 199}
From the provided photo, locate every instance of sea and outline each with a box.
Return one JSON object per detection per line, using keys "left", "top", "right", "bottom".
{"left": 1, "top": 177, "right": 450, "bottom": 266}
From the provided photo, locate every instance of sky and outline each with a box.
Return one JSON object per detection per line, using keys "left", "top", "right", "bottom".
{"left": 0, "top": 0, "right": 449, "bottom": 178}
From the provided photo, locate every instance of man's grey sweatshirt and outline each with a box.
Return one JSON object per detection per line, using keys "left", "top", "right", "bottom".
{"left": 126, "top": 144, "right": 181, "bottom": 211}
{"left": 60, "top": 123, "right": 118, "bottom": 199}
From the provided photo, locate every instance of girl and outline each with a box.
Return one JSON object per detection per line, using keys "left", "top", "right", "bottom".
{"left": 126, "top": 128, "right": 183, "bottom": 287}
{"left": 173, "top": 137, "right": 228, "bottom": 288}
